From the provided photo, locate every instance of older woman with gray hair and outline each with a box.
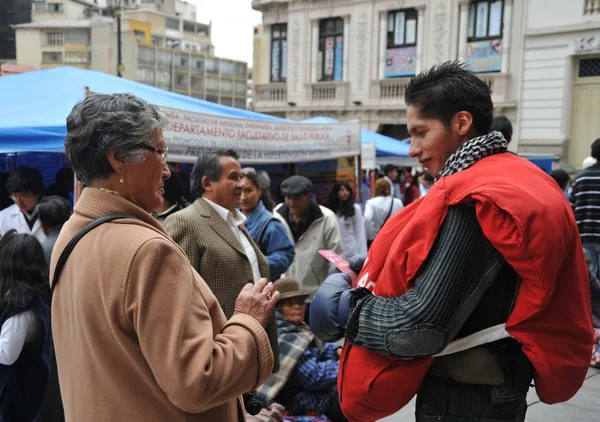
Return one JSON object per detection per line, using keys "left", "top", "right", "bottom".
{"left": 51, "top": 93, "right": 279, "bottom": 421}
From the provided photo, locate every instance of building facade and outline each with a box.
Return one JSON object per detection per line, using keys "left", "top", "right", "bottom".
{"left": 252, "top": 0, "right": 524, "bottom": 145}
{"left": 13, "top": 0, "right": 248, "bottom": 109}
{"left": 517, "top": 0, "right": 600, "bottom": 169}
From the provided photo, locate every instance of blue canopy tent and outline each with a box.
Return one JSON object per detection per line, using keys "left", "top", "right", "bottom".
{"left": 301, "top": 116, "right": 416, "bottom": 168}
{"left": 0, "top": 66, "right": 283, "bottom": 154}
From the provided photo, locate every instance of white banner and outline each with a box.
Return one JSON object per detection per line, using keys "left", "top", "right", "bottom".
{"left": 159, "top": 106, "right": 361, "bottom": 164}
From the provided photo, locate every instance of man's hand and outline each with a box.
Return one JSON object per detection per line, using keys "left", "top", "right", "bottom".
{"left": 233, "top": 278, "right": 280, "bottom": 327}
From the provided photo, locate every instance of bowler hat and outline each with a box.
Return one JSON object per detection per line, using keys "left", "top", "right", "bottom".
{"left": 273, "top": 277, "right": 309, "bottom": 302}
{"left": 281, "top": 175, "right": 312, "bottom": 196}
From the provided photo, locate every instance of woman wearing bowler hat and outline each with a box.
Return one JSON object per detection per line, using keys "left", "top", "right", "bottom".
{"left": 256, "top": 278, "right": 346, "bottom": 422}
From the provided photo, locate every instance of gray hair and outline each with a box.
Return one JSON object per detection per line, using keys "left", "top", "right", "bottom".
{"left": 64, "top": 93, "right": 168, "bottom": 185}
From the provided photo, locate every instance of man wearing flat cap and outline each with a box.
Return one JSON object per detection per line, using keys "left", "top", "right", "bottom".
{"left": 274, "top": 176, "right": 344, "bottom": 310}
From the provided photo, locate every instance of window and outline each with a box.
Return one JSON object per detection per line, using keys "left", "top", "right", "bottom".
{"left": 42, "top": 52, "right": 63, "bottom": 63}
{"left": 46, "top": 31, "right": 64, "bottom": 46}
{"left": 468, "top": 0, "right": 503, "bottom": 41}
{"left": 220, "top": 59, "right": 234, "bottom": 78}
{"left": 137, "top": 46, "right": 155, "bottom": 65}
{"left": 166, "top": 17, "right": 179, "bottom": 31}
{"left": 387, "top": 9, "right": 418, "bottom": 48}
{"left": 152, "top": 36, "right": 163, "bottom": 47}
{"left": 134, "top": 30, "right": 145, "bottom": 43}
{"left": 183, "top": 22, "right": 195, "bottom": 33}
{"left": 235, "top": 62, "right": 247, "bottom": 79}
{"left": 270, "top": 23, "right": 287, "bottom": 82}
{"left": 65, "top": 29, "right": 90, "bottom": 43}
{"left": 48, "top": 3, "right": 64, "bottom": 13}
{"left": 197, "top": 24, "right": 210, "bottom": 36}
{"left": 318, "top": 18, "right": 344, "bottom": 82}
{"left": 384, "top": 9, "right": 418, "bottom": 78}
{"left": 65, "top": 51, "right": 89, "bottom": 63}
{"left": 579, "top": 58, "right": 600, "bottom": 77}
{"left": 206, "top": 57, "right": 218, "bottom": 75}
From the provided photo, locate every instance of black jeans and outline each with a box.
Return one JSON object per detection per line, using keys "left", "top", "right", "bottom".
{"left": 415, "top": 400, "right": 527, "bottom": 421}
{"left": 415, "top": 385, "right": 528, "bottom": 422}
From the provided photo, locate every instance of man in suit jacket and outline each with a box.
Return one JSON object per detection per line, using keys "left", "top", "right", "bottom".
{"left": 164, "top": 149, "right": 279, "bottom": 371}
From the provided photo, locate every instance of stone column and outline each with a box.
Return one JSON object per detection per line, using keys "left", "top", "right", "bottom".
{"left": 310, "top": 20, "right": 319, "bottom": 83}
{"left": 501, "top": 0, "right": 513, "bottom": 74}
{"left": 263, "top": 25, "right": 271, "bottom": 84}
{"left": 458, "top": 0, "right": 470, "bottom": 62}
{"left": 378, "top": 11, "right": 387, "bottom": 79}
{"left": 343, "top": 16, "right": 350, "bottom": 81}
{"left": 416, "top": 6, "right": 426, "bottom": 73}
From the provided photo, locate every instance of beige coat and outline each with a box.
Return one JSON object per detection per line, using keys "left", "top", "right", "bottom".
{"left": 50, "top": 188, "right": 273, "bottom": 421}
{"left": 164, "top": 198, "right": 280, "bottom": 371}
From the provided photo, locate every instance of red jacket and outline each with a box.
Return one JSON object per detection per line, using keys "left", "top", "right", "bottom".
{"left": 338, "top": 153, "right": 593, "bottom": 421}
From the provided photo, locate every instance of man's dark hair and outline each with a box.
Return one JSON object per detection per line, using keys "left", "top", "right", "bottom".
{"left": 550, "top": 169, "right": 570, "bottom": 191}
{"left": 190, "top": 149, "right": 239, "bottom": 199}
{"left": 490, "top": 116, "right": 513, "bottom": 142}
{"left": 6, "top": 166, "right": 45, "bottom": 195}
{"left": 405, "top": 61, "right": 493, "bottom": 136}
{"left": 383, "top": 164, "right": 397, "bottom": 177}
{"left": 591, "top": 138, "right": 600, "bottom": 161}
{"left": 37, "top": 195, "right": 72, "bottom": 230}
{"left": 163, "top": 164, "right": 185, "bottom": 205}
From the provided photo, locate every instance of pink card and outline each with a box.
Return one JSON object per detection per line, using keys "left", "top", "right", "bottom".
{"left": 318, "top": 250, "right": 358, "bottom": 282}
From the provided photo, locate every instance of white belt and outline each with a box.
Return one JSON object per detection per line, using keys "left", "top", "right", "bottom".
{"left": 433, "top": 324, "right": 511, "bottom": 357}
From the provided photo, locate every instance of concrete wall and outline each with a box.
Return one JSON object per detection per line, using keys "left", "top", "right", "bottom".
{"left": 15, "top": 29, "right": 43, "bottom": 68}
{"left": 517, "top": 0, "right": 600, "bottom": 163}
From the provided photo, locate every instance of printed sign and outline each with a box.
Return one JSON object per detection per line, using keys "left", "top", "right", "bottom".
{"left": 318, "top": 250, "right": 358, "bottom": 282}
{"left": 465, "top": 39, "right": 502, "bottom": 73}
{"left": 385, "top": 46, "right": 417, "bottom": 77}
{"left": 334, "top": 36, "right": 344, "bottom": 81}
{"left": 159, "top": 106, "right": 361, "bottom": 164}
{"left": 324, "top": 37, "right": 335, "bottom": 76}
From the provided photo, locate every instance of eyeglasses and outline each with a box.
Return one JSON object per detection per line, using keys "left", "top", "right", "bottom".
{"left": 138, "top": 145, "right": 169, "bottom": 162}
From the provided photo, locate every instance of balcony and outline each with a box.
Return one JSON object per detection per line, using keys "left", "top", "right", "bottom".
{"left": 478, "top": 72, "right": 510, "bottom": 104}
{"left": 253, "top": 83, "right": 287, "bottom": 112}
{"left": 305, "top": 81, "right": 350, "bottom": 107}
{"left": 370, "top": 77, "right": 411, "bottom": 106}
{"left": 251, "top": 0, "right": 289, "bottom": 11}
{"left": 584, "top": 0, "right": 600, "bottom": 14}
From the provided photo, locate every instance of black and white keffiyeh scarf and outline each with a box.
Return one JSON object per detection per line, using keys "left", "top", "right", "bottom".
{"left": 436, "top": 130, "right": 508, "bottom": 181}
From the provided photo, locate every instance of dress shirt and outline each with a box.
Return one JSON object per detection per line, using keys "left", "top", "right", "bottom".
{"left": 203, "top": 198, "right": 262, "bottom": 282}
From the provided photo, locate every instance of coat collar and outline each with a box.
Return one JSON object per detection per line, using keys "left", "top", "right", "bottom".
{"left": 74, "top": 188, "right": 168, "bottom": 236}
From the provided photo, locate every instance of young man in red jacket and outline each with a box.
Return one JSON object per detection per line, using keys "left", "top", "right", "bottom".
{"left": 310, "top": 61, "right": 592, "bottom": 422}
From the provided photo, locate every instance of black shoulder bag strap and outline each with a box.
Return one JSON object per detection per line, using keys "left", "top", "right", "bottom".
{"left": 382, "top": 196, "right": 395, "bottom": 226}
{"left": 50, "top": 214, "right": 138, "bottom": 298}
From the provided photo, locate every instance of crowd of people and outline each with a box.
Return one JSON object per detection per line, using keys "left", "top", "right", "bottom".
{"left": 0, "top": 61, "right": 596, "bottom": 422}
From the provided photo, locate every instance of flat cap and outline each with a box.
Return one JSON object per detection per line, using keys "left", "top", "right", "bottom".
{"left": 281, "top": 175, "right": 313, "bottom": 196}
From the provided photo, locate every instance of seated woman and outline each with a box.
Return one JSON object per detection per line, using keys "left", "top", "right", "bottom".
{"left": 256, "top": 278, "right": 345, "bottom": 422}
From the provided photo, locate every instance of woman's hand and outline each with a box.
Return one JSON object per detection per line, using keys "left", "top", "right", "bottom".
{"left": 233, "top": 278, "right": 280, "bottom": 327}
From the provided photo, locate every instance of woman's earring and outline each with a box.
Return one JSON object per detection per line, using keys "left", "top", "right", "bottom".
{"left": 119, "top": 176, "right": 125, "bottom": 184}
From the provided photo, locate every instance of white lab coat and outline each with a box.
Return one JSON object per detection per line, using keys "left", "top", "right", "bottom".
{"left": 0, "top": 204, "right": 46, "bottom": 243}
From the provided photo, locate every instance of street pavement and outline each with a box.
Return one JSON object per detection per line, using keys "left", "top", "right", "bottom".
{"left": 379, "top": 368, "right": 600, "bottom": 421}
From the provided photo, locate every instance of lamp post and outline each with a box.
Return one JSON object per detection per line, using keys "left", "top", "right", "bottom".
{"left": 116, "top": 5, "right": 123, "bottom": 77}
{"left": 106, "top": 0, "right": 123, "bottom": 77}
